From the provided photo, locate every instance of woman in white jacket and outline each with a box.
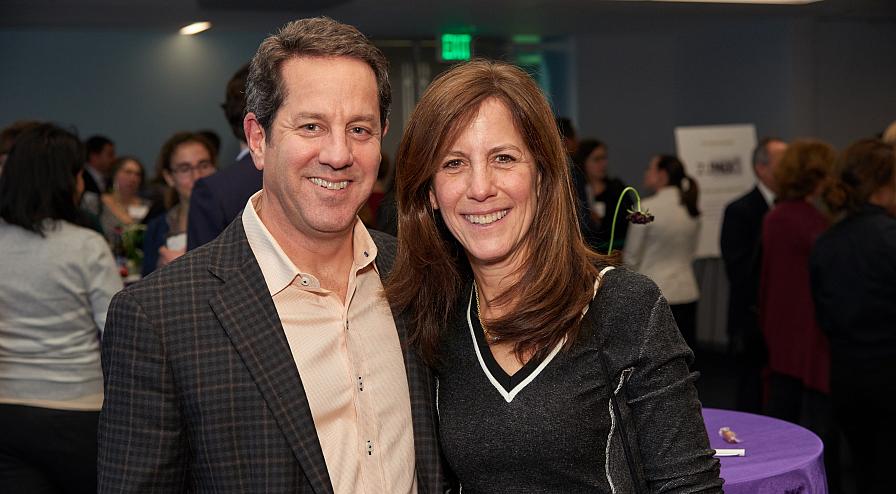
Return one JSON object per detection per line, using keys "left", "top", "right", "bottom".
{"left": 624, "top": 154, "right": 701, "bottom": 352}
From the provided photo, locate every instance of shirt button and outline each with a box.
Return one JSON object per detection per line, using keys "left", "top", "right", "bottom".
{"left": 300, "top": 277, "right": 310, "bottom": 286}
{"left": 363, "top": 251, "right": 369, "bottom": 257}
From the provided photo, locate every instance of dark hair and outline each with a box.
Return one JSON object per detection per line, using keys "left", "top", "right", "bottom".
{"left": 1, "top": 120, "right": 41, "bottom": 155}
{"left": 196, "top": 129, "right": 221, "bottom": 159}
{"left": 155, "top": 131, "right": 217, "bottom": 208}
{"left": 823, "top": 138, "right": 896, "bottom": 214}
{"left": 246, "top": 17, "right": 391, "bottom": 134}
{"left": 85, "top": 135, "right": 113, "bottom": 158}
{"left": 109, "top": 156, "right": 145, "bottom": 191}
{"left": 752, "top": 136, "right": 784, "bottom": 168}
{"left": 222, "top": 64, "right": 249, "bottom": 142}
{"left": 655, "top": 154, "right": 700, "bottom": 217}
{"left": 775, "top": 139, "right": 837, "bottom": 201}
{"left": 0, "top": 123, "right": 84, "bottom": 235}
{"left": 573, "top": 138, "right": 606, "bottom": 170}
{"left": 386, "top": 60, "right": 609, "bottom": 365}
{"left": 555, "top": 117, "right": 576, "bottom": 141}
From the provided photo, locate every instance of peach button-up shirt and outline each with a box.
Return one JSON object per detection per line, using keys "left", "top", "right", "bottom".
{"left": 243, "top": 192, "right": 417, "bottom": 494}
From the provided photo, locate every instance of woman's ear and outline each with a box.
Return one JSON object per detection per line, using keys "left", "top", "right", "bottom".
{"left": 429, "top": 188, "right": 440, "bottom": 210}
{"left": 162, "top": 170, "right": 175, "bottom": 188}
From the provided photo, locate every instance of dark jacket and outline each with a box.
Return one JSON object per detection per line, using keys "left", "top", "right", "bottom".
{"left": 720, "top": 186, "right": 768, "bottom": 351}
{"left": 186, "top": 152, "right": 261, "bottom": 250}
{"left": 810, "top": 204, "right": 896, "bottom": 375}
{"left": 98, "top": 218, "right": 446, "bottom": 493}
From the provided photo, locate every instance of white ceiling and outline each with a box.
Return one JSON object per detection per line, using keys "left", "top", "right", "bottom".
{"left": 1, "top": 0, "right": 894, "bottom": 36}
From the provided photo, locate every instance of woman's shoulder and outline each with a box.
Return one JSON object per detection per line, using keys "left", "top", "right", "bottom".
{"left": 592, "top": 267, "right": 664, "bottom": 319}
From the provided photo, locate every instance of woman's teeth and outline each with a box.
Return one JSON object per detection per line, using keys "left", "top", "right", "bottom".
{"left": 464, "top": 210, "right": 508, "bottom": 225}
{"left": 310, "top": 177, "right": 348, "bottom": 190}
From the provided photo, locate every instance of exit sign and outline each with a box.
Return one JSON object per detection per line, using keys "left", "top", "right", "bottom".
{"left": 440, "top": 33, "right": 472, "bottom": 61}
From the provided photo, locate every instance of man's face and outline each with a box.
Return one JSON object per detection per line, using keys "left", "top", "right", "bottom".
{"left": 246, "top": 56, "right": 384, "bottom": 243}
{"left": 757, "top": 140, "right": 787, "bottom": 192}
{"left": 95, "top": 143, "right": 116, "bottom": 174}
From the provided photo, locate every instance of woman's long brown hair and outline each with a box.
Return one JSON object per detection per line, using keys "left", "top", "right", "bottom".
{"left": 385, "top": 60, "right": 612, "bottom": 365}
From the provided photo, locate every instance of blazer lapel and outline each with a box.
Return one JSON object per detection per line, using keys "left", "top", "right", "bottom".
{"left": 208, "top": 220, "right": 334, "bottom": 494}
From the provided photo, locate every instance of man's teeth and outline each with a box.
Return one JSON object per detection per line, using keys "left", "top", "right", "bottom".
{"left": 310, "top": 178, "right": 348, "bottom": 190}
{"left": 464, "top": 210, "right": 508, "bottom": 225}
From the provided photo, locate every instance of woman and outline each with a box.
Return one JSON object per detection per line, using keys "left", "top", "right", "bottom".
{"left": 99, "top": 155, "right": 150, "bottom": 243}
{"left": 0, "top": 124, "right": 122, "bottom": 492}
{"left": 574, "top": 139, "right": 633, "bottom": 252}
{"left": 141, "top": 132, "right": 217, "bottom": 276}
{"left": 387, "top": 60, "right": 721, "bottom": 493}
{"left": 623, "top": 155, "right": 701, "bottom": 352}
{"left": 759, "top": 139, "right": 835, "bottom": 420}
{"left": 810, "top": 139, "right": 896, "bottom": 493}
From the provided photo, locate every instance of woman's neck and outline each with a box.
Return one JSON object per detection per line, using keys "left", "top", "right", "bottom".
{"left": 471, "top": 256, "right": 526, "bottom": 320}
{"left": 113, "top": 190, "right": 137, "bottom": 206}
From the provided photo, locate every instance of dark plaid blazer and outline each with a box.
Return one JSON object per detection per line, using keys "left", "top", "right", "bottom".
{"left": 98, "top": 217, "right": 446, "bottom": 493}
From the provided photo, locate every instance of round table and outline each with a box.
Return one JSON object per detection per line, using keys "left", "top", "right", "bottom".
{"left": 702, "top": 408, "right": 827, "bottom": 494}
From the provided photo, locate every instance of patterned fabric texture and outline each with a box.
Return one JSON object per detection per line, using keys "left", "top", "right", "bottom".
{"left": 98, "top": 217, "right": 446, "bottom": 493}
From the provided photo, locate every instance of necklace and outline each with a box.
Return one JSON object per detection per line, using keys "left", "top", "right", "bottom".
{"left": 473, "top": 283, "right": 499, "bottom": 343}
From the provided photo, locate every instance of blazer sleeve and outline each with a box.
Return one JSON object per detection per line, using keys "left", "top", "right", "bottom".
{"left": 98, "top": 289, "right": 190, "bottom": 492}
{"left": 187, "top": 177, "right": 225, "bottom": 251}
{"left": 622, "top": 290, "right": 723, "bottom": 492}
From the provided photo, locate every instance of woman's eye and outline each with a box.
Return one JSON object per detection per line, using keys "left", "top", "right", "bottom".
{"left": 495, "top": 154, "right": 516, "bottom": 163}
{"left": 443, "top": 159, "right": 464, "bottom": 169}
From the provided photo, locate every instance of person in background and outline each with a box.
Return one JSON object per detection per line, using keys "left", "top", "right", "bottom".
{"left": 810, "top": 139, "right": 896, "bottom": 494}
{"left": 187, "top": 63, "right": 261, "bottom": 250}
{"left": 99, "top": 156, "right": 150, "bottom": 244}
{"left": 0, "top": 123, "right": 122, "bottom": 493}
{"left": 142, "top": 132, "right": 217, "bottom": 277}
{"left": 882, "top": 120, "right": 896, "bottom": 146}
{"left": 80, "top": 135, "right": 116, "bottom": 216}
{"left": 720, "top": 136, "right": 787, "bottom": 413}
{"left": 388, "top": 60, "right": 721, "bottom": 492}
{"left": 556, "top": 116, "right": 599, "bottom": 253}
{"left": 0, "top": 120, "right": 40, "bottom": 174}
{"left": 359, "top": 152, "right": 390, "bottom": 228}
{"left": 759, "top": 138, "right": 839, "bottom": 481}
{"left": 624, "top": 155, "right": 701, "bottom": 354}
{"left": 196, "top": 129, "right": 221, "bottom": 160}
{"left": 575, "top": 138, "right": 633, "bottom": 252}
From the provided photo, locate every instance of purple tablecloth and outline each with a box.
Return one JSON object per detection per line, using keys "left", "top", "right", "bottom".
{"left": 703, "top": 408, "right": 827, "bottom": 494}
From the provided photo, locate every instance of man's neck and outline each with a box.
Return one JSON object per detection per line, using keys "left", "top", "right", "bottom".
{"left": 258, "top": 193, "right": 355, "bottom": 298}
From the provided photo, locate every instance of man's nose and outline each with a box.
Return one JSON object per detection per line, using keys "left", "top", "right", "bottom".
{"left": 319, "top": 131, "right": 353, "bottom": 169}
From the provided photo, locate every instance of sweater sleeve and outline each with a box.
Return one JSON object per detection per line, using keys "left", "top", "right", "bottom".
{"left": 82, "top": 232, "right": 124, "bottom": 334}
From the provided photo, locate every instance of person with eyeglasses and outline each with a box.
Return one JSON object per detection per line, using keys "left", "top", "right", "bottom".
{"left": 141, "top": 132, "right": 217, "bottom": 277}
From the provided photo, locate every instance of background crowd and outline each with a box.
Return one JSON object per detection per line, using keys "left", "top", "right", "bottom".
{"left": 1, "top": 48, "right": 895, "bottom": 493}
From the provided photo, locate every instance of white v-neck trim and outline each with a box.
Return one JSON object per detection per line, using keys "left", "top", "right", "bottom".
{"left": 466, "top": 290, "right": 565, "bottom": 403}
{"left": 467, "top": 266, "right": 616, "bottom": 404}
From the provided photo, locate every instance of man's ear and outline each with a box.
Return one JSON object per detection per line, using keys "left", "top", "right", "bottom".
{"left": 244, "top": 112, "right": 266, "bottom": 171}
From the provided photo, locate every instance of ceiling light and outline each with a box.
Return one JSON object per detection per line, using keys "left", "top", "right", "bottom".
{"left": 179, "top": 22, "right": 212, "bottom": 36}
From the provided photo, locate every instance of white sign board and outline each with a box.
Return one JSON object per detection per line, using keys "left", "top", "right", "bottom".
{"left": 674, "top": 124, "right": 757, "bottom": 258}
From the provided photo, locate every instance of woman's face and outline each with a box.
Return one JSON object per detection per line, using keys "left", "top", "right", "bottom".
{"left": 584, "top": 145, "right": 608, "bottom": 182}
{"left": 164, "top": 141, "right": 215, "bottom": 202}
{"left": 429, "top": 98, "right": 539, "bottom": 272}
{"left": 643, "top": 156, "right": 667, "bottom": 192}
{"left": 114, "top": 160, "right": 143, "bottom": 196}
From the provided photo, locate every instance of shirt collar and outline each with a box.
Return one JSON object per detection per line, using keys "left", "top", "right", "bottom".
{"left": 757, "top": 181, "right": 775, "bottom": 208}
{"left": 242, "top": 190, "right": 378, "bottom": 296}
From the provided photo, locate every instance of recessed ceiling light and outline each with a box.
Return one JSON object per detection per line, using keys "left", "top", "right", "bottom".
{"left": 179, "top": 22, "right": 212, "bottom": 36}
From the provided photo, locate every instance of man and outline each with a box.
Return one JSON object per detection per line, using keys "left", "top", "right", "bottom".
{"left": 719, "top": 136, "right": 787, "bottom": 413}
{"left": 80, "top": 135, "right": 115, "bottom": 216}
{"left": 186, "top": 64, "right": 263, "bottom": 250}
{"left": 98, "top": 18, "right": 445, "bottom": 493}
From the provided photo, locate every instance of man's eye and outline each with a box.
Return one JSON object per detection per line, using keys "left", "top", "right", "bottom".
{"left": 301, "top": 124, "right": 320, "bottom": 132}
{"left": 350, "top": 127, "right": 370, "bottom": 135}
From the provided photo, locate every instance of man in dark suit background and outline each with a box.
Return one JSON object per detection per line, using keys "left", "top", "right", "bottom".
{"left": 79, "top": 135, "right": 115, "bottom": 216}
{"left": 186, "top": 63, "right": 263, "bottom": 250}
{"left": 99, "top": 17, "right": 446, "bottom": 493}
{"left": 720, "top": 136, "right": 787, "bottom": 413}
